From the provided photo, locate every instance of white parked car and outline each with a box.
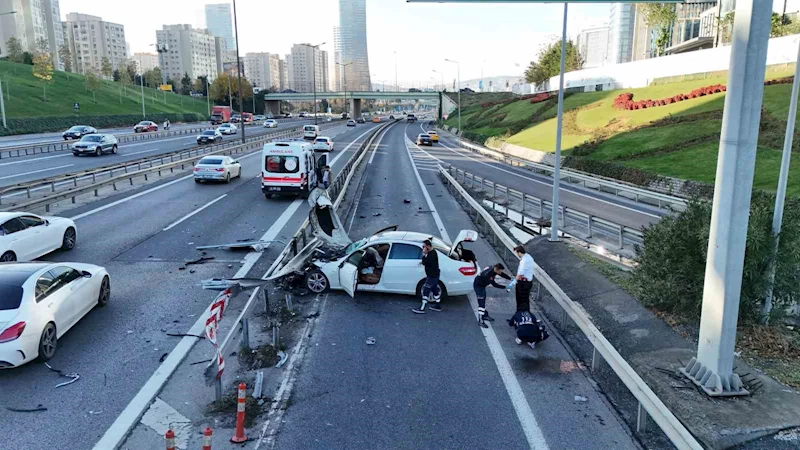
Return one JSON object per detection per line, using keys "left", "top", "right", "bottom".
{"left": 218, "top": 123, "right": 238, "bottom": 135}
{"left": 0, "top": 213, "right": 77, "bottom": 262}
{"left": 193, "top": 156, "right": 242, "bottom": 183}
{"left": 312, "top": 136, "right": 334, "bottom": 152}
{"left": 0, "top": 262, "right": 110, "bottom": 368}
{"left": 264, "top": 119, "right": 278, "bottom": 128}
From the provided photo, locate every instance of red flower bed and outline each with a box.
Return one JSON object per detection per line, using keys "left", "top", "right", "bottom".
{"left": 529, "top": 93, "right": 552, "bottom": 104}
{"left": 480, "top": 92, "right": 551, "bottom": 109}
{"left": 612, "top": 77, "right": 794, "bottom": 111}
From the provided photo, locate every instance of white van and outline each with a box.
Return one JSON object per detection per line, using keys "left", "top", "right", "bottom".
{"left": 261, "top": 141, "right": 325, "bottom": 198}
{"left": 303, "top": 125, "right": 320, "bottom": 140}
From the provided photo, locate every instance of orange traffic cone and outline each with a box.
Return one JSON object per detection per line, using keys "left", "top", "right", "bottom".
{"left": 165, "top": 429, "right": 175, "bottom": 450}
{"left": 230, "top": 383, "right": 248, "bottom": 443}
{"left": 202, "top": 427, "right": 213, "bottom": 450}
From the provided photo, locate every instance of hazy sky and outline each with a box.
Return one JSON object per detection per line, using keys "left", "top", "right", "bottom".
{"left": 59, "top": 0, "right": 796, "bottom": 88}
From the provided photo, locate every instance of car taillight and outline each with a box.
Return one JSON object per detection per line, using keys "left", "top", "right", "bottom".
{"left": 193, "top": 168, "right": 201, "bottom": 171}
{"left": 0, "top": 322, "right": 26, "bottom": 343}
{"left": 215, "top": 168, "right": 225, "bottom": 172}
{"left": 459, "top": 266, "right": 477, "bottom": 276}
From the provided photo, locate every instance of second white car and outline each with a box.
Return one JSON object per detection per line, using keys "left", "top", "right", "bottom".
{"left": 193, "top": 156, "right": 242, "bottom": 183}
{"left": 312, "top": 136, "right": 334, "bottom": 152}
{"left": 0, "top": 213, "right": 77, "bottom": 262}
{"left": 264, "top": 119, "right": 278, "bottom": 128}
{"left": 218, "top": 123, "right": 238, "bottom": 135}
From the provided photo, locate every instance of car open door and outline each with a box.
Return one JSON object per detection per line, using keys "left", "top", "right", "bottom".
{"left": 339, "top": 250, "right": 363, "bottom": 298}
{"left": 450, "top": 230, "right": 479, "bottom": 260}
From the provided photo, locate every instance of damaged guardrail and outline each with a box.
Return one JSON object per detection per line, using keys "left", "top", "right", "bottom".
{"left": 200, "top": 120, "right": 396, "bottom": 398}
{"left": 436, "top": 127, "right": 687, "bottom": 213}
{"left": 438, "top": 164, "right": 703, "bottom": 450}
{"left": 444, "top": 165, "right": 644, "bottom": 252}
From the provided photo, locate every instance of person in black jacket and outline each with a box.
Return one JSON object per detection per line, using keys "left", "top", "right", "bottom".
{"left": 508, "top": 311, "right": 549, "bottom": 349}
{"left": 412, "top": 239, "right": 442, "bottom": 314}
{"left": 474, "top": 263, "right": 511, "bottom": 328}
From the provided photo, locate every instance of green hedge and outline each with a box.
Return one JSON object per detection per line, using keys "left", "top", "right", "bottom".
{"left": 0, "top": 113, "right": 205, "bottom": 136}
{"left": 562, "top": 156, "right": 664, "bottom": 187}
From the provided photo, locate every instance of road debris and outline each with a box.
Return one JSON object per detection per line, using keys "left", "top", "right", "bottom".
{"left": 166, "top": 333, "right": 206, "bottom": 339}
{"left": 366, "top": 337, "right": 376, "bottom": 345}
{"left": 88, "top": 410, "right": 102, "bottom": 415}
{"left": 45, "top": 362, "right": 80, "bottom": 388}
{"left": 6, "top": 405, "right": 47, "bottom": 413}
{"left": 373, "top": 213, "right": 381, "bottom": 217}
{"left": 196, "top": 240, "right": 283, "bottom": 253}
{"left": 403, "top": 199, "right": 411, "bottom": 204}
{"left": 253, "top": 371, "right": 264, "bottom": 399}
{"left": 159, "top": 353, "right": 169, "bottom": 363}
{"left": 574, "top": 396, "right": 588, "bottom": 402}
{"left": 190, "top": 358, "right": 213, "bottom": 366}
{"left": 185, "top": 256, "right": 215, "bottom": 266}
{"left": 276, "top": 351, "right": 288, "bottom": 368}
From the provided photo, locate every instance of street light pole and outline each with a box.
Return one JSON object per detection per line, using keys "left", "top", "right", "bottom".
{"left": 140, "top": 72, "right": 146, "bottom": 118}
{"left": 206, "top": 77, "right": 210, "bottom": 116}
{"left": 445, "top": 59, "right": 460, "bottom": 133}
{"left": 550, "top": 3, "right": 568, "bottom": 242}
{"left": 233, "top": 0, "right": 245, "bottom": 144}
{"left": 302, "top": 42, "right": 325, "bottom": 125}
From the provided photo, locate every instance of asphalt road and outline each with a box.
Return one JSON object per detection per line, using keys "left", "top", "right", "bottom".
{"left": 272, "top": 122, "right": 639, "bottom": 449}
{"left": 405, "top": 122, "right": 666, "bottom": 231}
{"left": 0, "top": 121, "right": 380, "bottom": 450}
{"left": 0, "top": 118, "right": 318, "bottom": 187}
{"left": 0, "top": 122, "right": 202, "bottom": 149}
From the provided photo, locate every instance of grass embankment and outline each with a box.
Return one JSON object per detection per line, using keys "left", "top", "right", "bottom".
{"left": 0, "top": 59, "right": 208, "bottom": 118}
{"left": 445, "top": 68, "right": 800, "bottom": 195}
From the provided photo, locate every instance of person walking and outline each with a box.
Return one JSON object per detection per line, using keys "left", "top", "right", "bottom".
{"left": 474, "top": 263, "right": 512, "bottom": 328}
{"left": 322, "top": 166, "right": 331, "bottom": 189}
{"left": 507, "top": 245, "right": 535, "bottom": 314}
{"left": 412, "top": 239, "right": 442, "bottom": 314}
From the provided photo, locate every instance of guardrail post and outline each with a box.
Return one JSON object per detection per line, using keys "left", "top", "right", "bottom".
{"left": 45, "top": 203, "right": 50, "bottom": 213}
{"left": 618, "top": 225, "right": 624, "bottom": 249}
{"left": 26, "top": 187, "right": 30, "bottom": 198}
{"left": 637, "top": 402, "right": 648, "bottom": 433}
{"left": 241, "top": 318, "right": 250, "bottom": 350}
{"left": 50, "top": 182, "right": 55, "bottom": 192}
{"left": 591, "top": 347, "right": 602, "bottom": 372}
{"left": 521, "top": 194, "right": 526, "bottom": 213}
{"left": 538, "top": 198, "right": 543, "bottom": 218}
{"left": 73, "top": 177, "right": 77, "bottom": 187}
{"left": 92, "top": 173, "right": 96, "bottom": 183}
{"left": 587, "top": 216, "right": 593, "bottom": 238}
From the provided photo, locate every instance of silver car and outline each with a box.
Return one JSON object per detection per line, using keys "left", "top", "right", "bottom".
{"left": 193, "top": 156, "right": 242, "bottom": 183}
{"left": 72, "top": 134, "right": 118, "bottom": 156}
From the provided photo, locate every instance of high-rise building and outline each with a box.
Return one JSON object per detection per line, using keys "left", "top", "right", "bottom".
{"left": 213, "top": 36, "right": 227, "bottom": 74}
{"left": 289, "top": 43, "right": 327, "bottom": 93}
{"left": 607, "top": 4, "right": 636, "bottom": 65}
{"left": 244, "top": 52, "right": 276, "bottom": 89}
{"left": 156, "top": 24, "right": 219, "bottom": 83}
{"left": 204, "top": 3, "right": 235, "bottom": 51}
{"left": 133, "top": 52, "right": 159, "bottom": 74}
{"left": 320, "top": 49, "right": 330, "bottom": 92}
{"left": 269, "top": 54, "right": 281, "bottom": 91}
{"left": 0, "top": 0, "right": 64, "bottom": 69}
{"left": 279, "top": 57, "right": 288, "bottom": 91}
{"left": 62, "top": 13, "right": 127, "bottom": 76}
{"left": 576, "top": 26, "right": 609, "bottom": 69}
{"left": 333, "top": 26, "right": 342, "bottom": 91}
{"left": 337, "top": 0, "right": 371, "bottom": 91}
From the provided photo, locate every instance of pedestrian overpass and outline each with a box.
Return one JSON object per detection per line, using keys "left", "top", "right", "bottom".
{"left": 263, "top": 91, "right": 442, "bottom": 118}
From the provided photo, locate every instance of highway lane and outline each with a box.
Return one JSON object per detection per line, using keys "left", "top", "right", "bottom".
{"left": 0, "top": 118, "right": 320, "bottom": 187}
{"left": 0, "top": 122, "right": 380, "bottom": 450}
{"left": 273, "top": 122, "right": 638, "bottom": 449}
{"left": 406, "top": 122, "right": 666, "bottom": 231}
{"left": 0, "top": 122, "right": 201, "bottom": 148}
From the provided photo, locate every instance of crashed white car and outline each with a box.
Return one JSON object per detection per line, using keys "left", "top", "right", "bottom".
{"left": 273, "top": 189, "right": 479, "bottom": 298}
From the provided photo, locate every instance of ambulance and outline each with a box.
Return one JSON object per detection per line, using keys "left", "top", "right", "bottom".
{"left": 261, "top": 140, "right": 327, "bottom": 198}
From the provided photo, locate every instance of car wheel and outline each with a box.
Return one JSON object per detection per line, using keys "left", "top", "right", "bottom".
{"left": 37, "top": 322, "right": 57, "bottom": 362}
{"left": 61, "top": 227, "right": 77, "bottom": 250}
{"left": 305, "top": 269, "right": 329, "bottom": 293}
{"left": 264, "top": 193, "right": 272, "bottom": 199}
{"left": 112, "top": 145, "right": 118, "bottom": 154}
{"left": 95, "top": 147, "right": 102, "bottom": 157}
{"left": 225, "top": 173, "right": 231, "bottom": 183}
{"left": 0, "top": 251, "right": 16, "bottom": 262}
{"left": 194, "top": 179, "right": 202, "bottom": 184}
{"left": 414, "top": 280, "right": 448, "bottom": 301}
{"left": 97, "top": 276, "right": 110, "bottom": 307}
{"left": 63, "top": 137, "right": 68, "bottom": 141}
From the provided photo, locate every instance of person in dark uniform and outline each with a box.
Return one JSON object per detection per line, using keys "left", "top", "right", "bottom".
{"left": 473, "top": 263, "right": 512, "bottom": 328}
{"left": 412, "top": 239, "right": 441, "bottom": 314}
{"left": 508, "top": 310, "right": 549, "bottom": 349}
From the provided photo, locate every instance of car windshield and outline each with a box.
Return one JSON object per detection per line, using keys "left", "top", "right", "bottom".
{"left": 266, "top": 120, "right": 275, "bottom": 123}
{"left": 0, "top": 282, "right": 23, "bottom": 310}
{"left": 420, "top": 134, "right": 430, "bottom": 138}
{"left": 198, "top": 158, "right": 223, "bottom": 165}
{"left": 315, "top": 138, "right": 327, "bottom": 143}
{"left": 81, "top": 135, "right": 102, "bottom": 142}
{"left": 345, "top": 238, "right": 368, "bottom": 255}
{"left": 201, "top": 131, "right": 216, "bottom": 136}
{"left": 68, "top": 126, "right": 84, "bottom": 131}
{"left": 138, "top": 122, "right": 149, "bottom": 126}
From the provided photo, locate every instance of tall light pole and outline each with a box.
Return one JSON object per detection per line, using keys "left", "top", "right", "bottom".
{"left": 550, "top": 3, "right": 568, "bottom": 242}
{"left": 302, "top": 42, "right": 325, "bottom": 125}
{"left": 232, "top": 0, "right": 245, "bottom": 143}
{"left": 206, "top": 77, "right": 210, "bottom": 116}
{"left": 337, "top": 61, "right": 353, "bottom": 117}
{"left": 445, "top": 59, "right": 460, "bottom": 133}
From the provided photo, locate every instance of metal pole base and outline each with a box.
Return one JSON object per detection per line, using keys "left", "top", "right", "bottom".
{"left": 680, "top": 357, "right": 749, "bottom": 397}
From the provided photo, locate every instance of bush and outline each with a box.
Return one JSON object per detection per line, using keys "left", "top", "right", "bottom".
{"left": 630, "top": 192, "right": 800, "bottom": 323}
{"left": 562, "top": 157, "right": 663, "bottom": 187}
{"left": 0, "top": 113, "right": 204, "bottom": 136}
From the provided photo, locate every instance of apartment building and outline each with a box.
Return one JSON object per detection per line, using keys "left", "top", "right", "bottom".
{"left": 576, "top": 25, "right": 610, "bottom": 69}
{"left": 243, "top": 52, "right": 281, "bottom": 90}
{"left": 156, "top": 24, "right": 220, "bottom": 83}
{"left": 289, "top": 43, "right": 328, "bottom": 93}
{"left": 133, "top": 52, "right": 158, "bottom": 74}
{"left": 62, "top": 13, "right": 127, "bottom": 75}
{"left": 0, "top": 0, "right": 64, "bottom": 69}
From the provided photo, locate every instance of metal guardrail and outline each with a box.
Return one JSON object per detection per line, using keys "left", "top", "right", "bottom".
{"left": 438, "top": 165, "right": 703, "bottom": 450}
{"left": 4, "top": 122, "right": 345, "bottom": 213}
{"left": 205, "top": 120, "right": 396, "bottom": 388}
{"left": 437, "top": 127, "right": 687, "bottom": 213}
{"left": 445, "top": 165, "right": 644, "bottom": 251}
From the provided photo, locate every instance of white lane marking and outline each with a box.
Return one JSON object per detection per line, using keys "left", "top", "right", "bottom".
{"left": 406, "top": 131, "right": 549, "bottom": 450}
{"left": 140, "top": 398, "right": 192, "bottom": 450}
{"left": 0, "top": 152, "right": 70, "bottom": 167}
{"left": 162, "top": 194, "right": 228, "bottom": 231}
{"left": 403, "top": 134, "right": 451, "bottom": 245}
{"left": 92, "top": 199, "right": 304, "bottom": 450}
{"left": 0, "top": 164, "right": 74, "bottom": 180}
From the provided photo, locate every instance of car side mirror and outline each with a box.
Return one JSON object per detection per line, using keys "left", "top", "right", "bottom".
{"left": 81, "top": 271, "right": 92, "bottom": 278}
{"left": 44, "top": 220, "right": 49, "bottom": 226}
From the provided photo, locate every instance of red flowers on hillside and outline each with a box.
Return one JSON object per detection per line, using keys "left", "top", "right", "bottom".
{"left": 479, "top": 92, "right": 552, "bottom": 109}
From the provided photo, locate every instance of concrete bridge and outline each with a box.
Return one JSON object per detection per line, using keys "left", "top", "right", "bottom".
{"left": 263, "top": 91, "right": 442, "bottom": 118}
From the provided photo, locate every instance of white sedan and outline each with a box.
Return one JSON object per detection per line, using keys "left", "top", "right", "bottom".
{"left": 312, "top": 136, "right": 334, "bottom": 152}
{"left": 0, "top": 212, "right": 77, "bottom": 262}
{"left": 218, "top": 123, "right": 238, "bottom": 135}
{"left": 264, "top": 119, "right": 278, "bottom": 128}
{"left": 193, "top": 156, "right": 242, "bottom": 183}
{"left": 0, "top": 262, "right": 110, "bottom": 368}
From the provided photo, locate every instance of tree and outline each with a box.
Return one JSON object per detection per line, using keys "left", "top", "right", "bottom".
{"left": 22, "top": 52, "right": 33, "bottom": 65}
{"left": 113, "top": 69, "right": 121, "bottom": 82}
{"left": 180, "top": 72, "right": 192, "bottom": 95}
{"left": 145, "top": 67, "right": 163, "bottom": 89}
{"left": 58, "top": 43, "right": 72, "bottom": 75}
{"left": 85, "top": 70, "right": 101, "bottom": 103}
{"left": 100, "top": 57, "right": 113, "bottom": 80}
{"left": 637, "top": 4, "right": 677, "bottom": 56}
{"left": 125, "top": 61, "right": 138, "bottom": 84}
{"left": 524, "top": 39, "right": 583, "bottom": 87}
{"left": 32, "top": 39, "right": 54, "bottom": 102}
{"left": 6, "top": 37, "right": 22, "bottom": 63}
{"left": 210, "top": 72, "right": 234, "bottom": 104}
{"left": 193, "top": 76, "right": 207, "bottom": 95}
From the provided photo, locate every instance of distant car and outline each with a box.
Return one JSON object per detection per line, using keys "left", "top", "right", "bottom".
{"left": 372, "top": 116, "right": 381, "bottom": 123}
{"left": 230, "top": 114, "right": 242, "bottom": 123}
{"left": 196, "top": 129, "right": 222, "bottom": 145}
{"left": 298, "top": 112, "right": 307, "bottom": 118}
{"left": 218, "top": 123, "right": 238, "bottom": 135}
{"left": 427, "top": 131, "right": 439, "bottom": 142}
{"left": 264, "top": 119, "right": 278, "bottom": 128}
{"left": 356, "top": 117, "right": 365, "bottom": 124}
{"left": 62, "top": 126, "right": 96, "bottom": 140}
{"left": 347, "top": 119, "right": 356, "bottom": 127}
{"left": 341, "top": 112, "right": 349, "bottom": 119}
{"left": 133, "top": 121, "right": 158, "bottom": 133}
{"left": 72, "top": 134, "right": 118, "bottom": 156}
{"left": 407, "top": 114, "right": 417, "bottom": 123}
{"left": 283, "top": 113, "right": 293, "bottom": 118}
{"left": 0, "top": 262, "right": 110, "bottom": 368}
{"left": 254, "top": 115, "right": 266, "bottom": 121}
{"left": 416, "top": 134, "right": 433, "bottom": 146}
{"left": 193, "top": 156, "right": 241, "bottom": 184}
{"left": 0, "top": 212, "right": 77, "bottom": 262}
{"left": 313, "top": 137, "right": 334, "bottom": 152}
{"left": 389, "top": 115, "right": 395, "bottom": 120}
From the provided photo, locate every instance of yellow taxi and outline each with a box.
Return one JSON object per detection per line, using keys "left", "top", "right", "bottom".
{"left": 427, "top": 130, "right": 439, "bottom": 142}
